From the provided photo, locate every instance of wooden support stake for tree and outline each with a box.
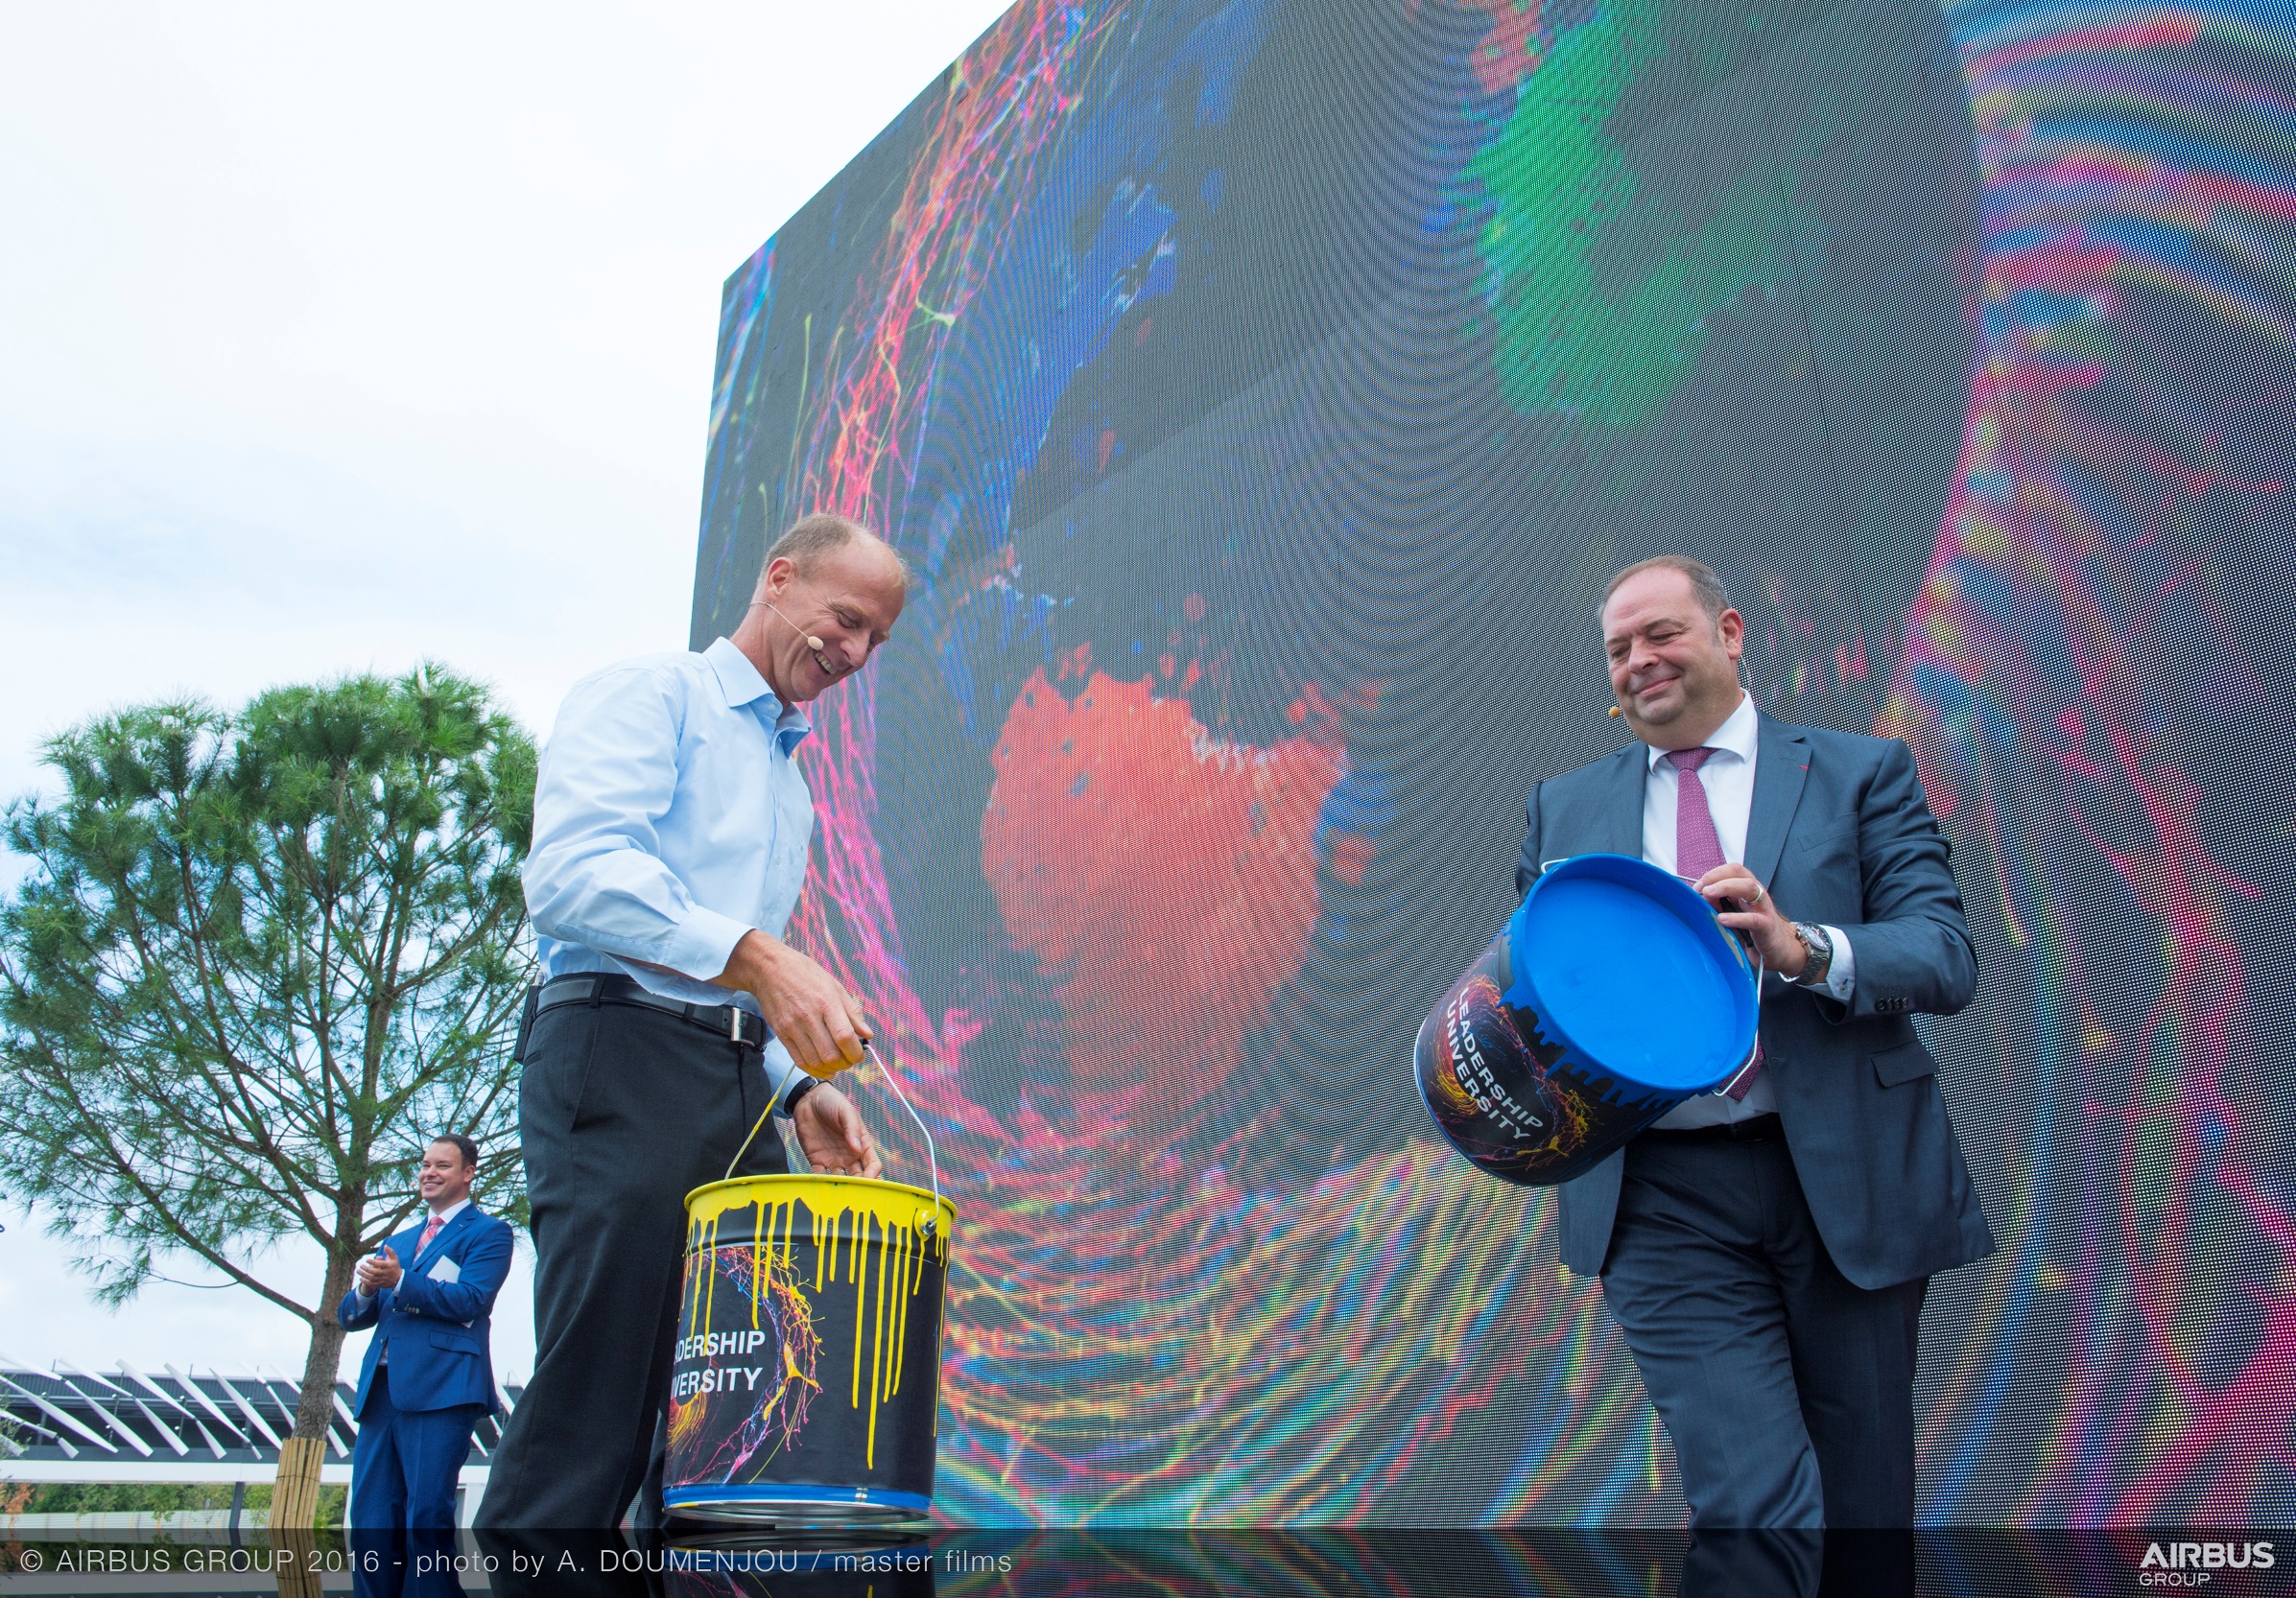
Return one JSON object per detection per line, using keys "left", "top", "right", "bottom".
{"left": 272, "top": 1434, "right": 325, "bottom": 1529}
{"left": 269, "top": 1524, "right": 324, "bottom": 1598}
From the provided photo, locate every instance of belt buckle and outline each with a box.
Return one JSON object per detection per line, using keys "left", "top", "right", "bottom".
{"left": 728, "top": 1008, "right": 746, "bottom": 1046}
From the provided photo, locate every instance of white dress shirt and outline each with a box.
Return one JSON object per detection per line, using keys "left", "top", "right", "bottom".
{"left": 1643, "top": 693, "right": 1855, "bottom": 1128}
{"left": 524, "top": 637, "right": 814, "bottom": 1113}
{"left": 355, "top": 1197, "right": 473, "bottom": 1316}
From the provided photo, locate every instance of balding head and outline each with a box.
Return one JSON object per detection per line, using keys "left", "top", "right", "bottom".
{"left": 754, "top": 514, "right": 911, "bottom": 597}
{"left": 736, "top": 516, "right": 910, "bottom": 704}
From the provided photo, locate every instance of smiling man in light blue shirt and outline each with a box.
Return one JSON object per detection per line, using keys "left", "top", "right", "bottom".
{"left": 521, "top": 632, "right": 860, "bottom": 1100}
{"left": 479, "top": 513, "right": 908, "bottom": 1532}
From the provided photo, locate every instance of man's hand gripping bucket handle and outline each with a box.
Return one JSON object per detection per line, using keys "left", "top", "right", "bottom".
{"left": 722, "top": 1040, "right": 943, "bottom": 1230}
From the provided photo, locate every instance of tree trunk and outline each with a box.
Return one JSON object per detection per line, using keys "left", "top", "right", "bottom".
{"left": 272, "top": 1245, "right": 361, "bottom": 1529}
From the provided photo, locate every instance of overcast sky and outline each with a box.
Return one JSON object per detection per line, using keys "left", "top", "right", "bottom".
{"left": 0, "top": 2, "right": 1011, "bottom": 1388}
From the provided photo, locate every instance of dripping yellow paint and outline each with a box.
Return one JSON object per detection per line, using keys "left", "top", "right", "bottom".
{"left": 681, "top": 1175, "right": 955, "bottom": 1471}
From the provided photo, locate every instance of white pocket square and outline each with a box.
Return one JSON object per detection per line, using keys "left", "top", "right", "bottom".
{"left": 427, "top": 1256, "right": 462, "bottom": 1284}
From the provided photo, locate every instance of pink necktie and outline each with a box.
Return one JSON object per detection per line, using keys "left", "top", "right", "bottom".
{"left": 1668, "top": 748, "right": 1761, "bottom": 1099}
{"left": 381, "top": 1216, "right": 446, "bottom": 1365}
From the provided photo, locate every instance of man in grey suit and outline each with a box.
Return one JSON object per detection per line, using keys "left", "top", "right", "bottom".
{"left": 1515, "top": 555, "right": 1994, "bottom": 1529}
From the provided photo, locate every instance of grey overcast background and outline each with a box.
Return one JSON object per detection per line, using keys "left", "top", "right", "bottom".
{"left": 0, "top": 3, "right": 1011, "bottom": 1386}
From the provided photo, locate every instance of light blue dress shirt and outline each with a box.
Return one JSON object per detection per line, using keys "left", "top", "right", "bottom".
{"left": 525, "top": 637, "right": 814, "bottom": 1113}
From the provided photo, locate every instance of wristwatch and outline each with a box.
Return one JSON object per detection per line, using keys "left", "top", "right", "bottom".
{"left": 1790, "top": 922, "right": 1834, "bottom": 988}
{"left": 784, "top": 1074, "right": 822, "bottom": 1116}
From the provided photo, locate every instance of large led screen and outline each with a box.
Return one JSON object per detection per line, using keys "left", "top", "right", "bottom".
{"left": 691, "top": 0, "right": 2296, "bottom": 1524}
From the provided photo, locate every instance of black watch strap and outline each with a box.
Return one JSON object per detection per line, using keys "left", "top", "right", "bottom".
{"left": 782, "top": 1073, "right": 821, "bottom": 1116}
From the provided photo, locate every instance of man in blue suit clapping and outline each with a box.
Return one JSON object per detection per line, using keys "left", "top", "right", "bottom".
{"left": 340, "top": 1134, "right": 514, "bottom": 1532}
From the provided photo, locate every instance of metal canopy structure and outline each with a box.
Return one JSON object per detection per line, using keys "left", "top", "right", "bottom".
{"left": 0, "top": 1361, "right": 523, "bottom": 1485}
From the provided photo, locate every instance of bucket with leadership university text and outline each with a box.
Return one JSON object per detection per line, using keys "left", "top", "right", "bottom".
{"left": 664, "top": 1173, "right": 957, "bottom": 1526}
{"left": 1415, "top": 852, "right": 1760, "bottom": 1185}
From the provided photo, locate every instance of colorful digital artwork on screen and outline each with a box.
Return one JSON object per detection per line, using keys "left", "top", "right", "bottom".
{"left": 690, "top": 0, "right": 2296, "bottom": 1524}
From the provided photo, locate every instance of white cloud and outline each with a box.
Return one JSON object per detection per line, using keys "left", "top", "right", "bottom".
{"left": 0, "top": 0, "right": 1011, "bottom": 1380}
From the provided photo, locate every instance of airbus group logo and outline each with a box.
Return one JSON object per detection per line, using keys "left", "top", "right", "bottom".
{"left": 2139, "top": 1542, "right": 2276, "bottom": 1586}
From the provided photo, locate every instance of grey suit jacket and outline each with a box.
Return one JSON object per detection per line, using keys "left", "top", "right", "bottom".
{"left": 1513, "top": 714, "right": 1996, "bottom": 1290}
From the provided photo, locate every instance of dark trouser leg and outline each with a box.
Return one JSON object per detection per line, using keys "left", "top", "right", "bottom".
{"left": 634, "top": 1119, "right": 788, "bottom": 1533}
{"left": 1776, "top": 1210, "right": 1927, "bottom": 1528}
{"left": 403, "top": 1403, "right": 485, "bottom": 1530}
{"left": 476, "top": 1000, "right": 788, "bottom": 1530}
{"left": 350, "top": 1373, "right": 411, "bottom": 1598}
{"left": 402, "top": 1404, "right": 482, "bottom": 1598}
{"left": 632, "top": 1413, "right": 672, "bottom": 1538}
{"left": 1599, "top": 1137, "right": 1826, "bottom": 1530}
{"left": 1680, "top": 1531, "right": 1823, "bottom": 1598}
{"left": 1602, "top": 1135, "right": 1929, "bottom": 1532}
{"left": 351, "top": 1369, "right": 410, "bottom": 1532}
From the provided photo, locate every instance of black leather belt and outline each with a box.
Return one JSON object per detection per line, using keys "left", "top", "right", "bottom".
{"left": 1642, "top": 1113, "right": 1783, "bottom": 1144}
{"left": 535, "top": 973, "right": 763, "bottom": 1047}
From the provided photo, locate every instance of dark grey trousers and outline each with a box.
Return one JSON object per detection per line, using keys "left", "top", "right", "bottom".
{"left": 1598, "top": 1133, "right": 1927, "bottom": 1530}
{"left": 475, "top": 997, "right": 788, "bottom": 1530}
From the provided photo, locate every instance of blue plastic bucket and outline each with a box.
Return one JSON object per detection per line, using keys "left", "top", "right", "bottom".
{"left": 1415, "top": 853, "right": 1760, "bottom": 1185}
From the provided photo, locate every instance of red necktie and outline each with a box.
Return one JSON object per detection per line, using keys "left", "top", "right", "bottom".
{"left": 1668, "top": 748, "right": 1762, "bottom": 1099}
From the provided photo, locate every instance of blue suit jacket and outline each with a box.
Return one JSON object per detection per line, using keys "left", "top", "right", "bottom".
{"left": 1514, "top": 715, "right": 1997, "bottom": 1290}
{"left": 338, "top": 1205, "right": 514, "bottom": 1416}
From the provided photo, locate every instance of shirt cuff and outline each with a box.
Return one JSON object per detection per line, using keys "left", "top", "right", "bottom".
{"left": 353, "top": 1288, "right": 374, "bottom": 1312}
{"left": 665, "top": 907, "right": 758, "bottom": 985}
{"left": 764, "top": 1038, "right": 810, "bottom": 1116}
{"left": 1818, "top": 925, "right": 1855, "bottom": 1001}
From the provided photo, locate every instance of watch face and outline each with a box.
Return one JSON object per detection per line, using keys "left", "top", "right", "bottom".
{"left": 1802, "top": 926, "right": 1832, "bottom": 976}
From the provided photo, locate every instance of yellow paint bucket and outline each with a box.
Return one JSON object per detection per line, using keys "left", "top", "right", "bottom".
{"left": 662, "top": 1174, "right": 957, "bottom": 1526}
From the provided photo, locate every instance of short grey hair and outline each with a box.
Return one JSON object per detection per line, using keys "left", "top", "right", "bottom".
{"left": 759, "top": 513, "right": 911, "bottom": 592}
{"left": 1603, "top": 555, "right": 1733, "bottom": 625}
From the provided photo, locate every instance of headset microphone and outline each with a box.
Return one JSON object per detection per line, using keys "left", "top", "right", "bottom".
{"left": 763, "top": 600, "right": 824, "bottom": 652}
{"left": 1609, "top": 705, "right": 1621, "bottom": 717}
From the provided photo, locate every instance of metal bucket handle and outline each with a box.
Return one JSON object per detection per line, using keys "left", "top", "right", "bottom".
{"left": 864, "top": 1039, "right": 942, "bottom": 1226}
{"left": 720, "top": 1041, "right": 944, "bottom": 1229}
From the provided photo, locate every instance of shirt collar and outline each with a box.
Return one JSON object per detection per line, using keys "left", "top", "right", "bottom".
{"left": 704, "top": 637, "right": 813, "bottom": 755}
{"left": 425, "top": 1197, "right": 471, "bottom": 1228}
{"left": 1645, "top": 690, "right": 1759, "bottom": 769}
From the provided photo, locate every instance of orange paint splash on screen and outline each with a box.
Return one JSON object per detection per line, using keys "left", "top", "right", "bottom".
{"left": 981, "top": 670, "right": 1343, "bottom": 1126}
